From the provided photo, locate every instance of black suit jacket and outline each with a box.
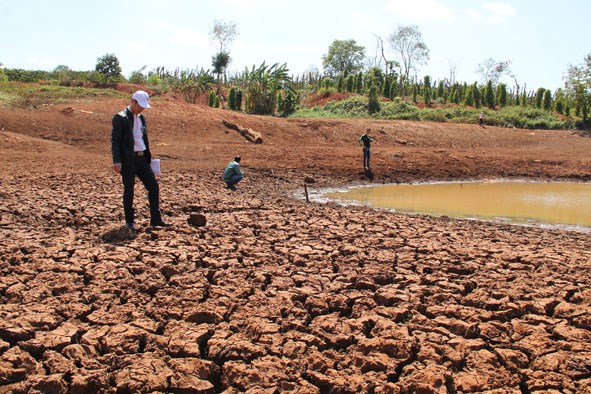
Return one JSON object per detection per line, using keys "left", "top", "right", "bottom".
{"left": 111, "top": 107, "right": 152, "bottom": 166}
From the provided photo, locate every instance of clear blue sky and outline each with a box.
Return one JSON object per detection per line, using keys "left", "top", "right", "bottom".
{"left": 1, "top": 0, "right": 588, "bottom": 92}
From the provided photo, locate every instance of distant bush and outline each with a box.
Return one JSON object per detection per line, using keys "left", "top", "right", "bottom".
{"left": 292, "top": 96, "right": 573, "bottom": 130}
{"left": 380, "top": 101, "right": 420, "bottom": 119}
{"left": 0, "top": 81, "right": 121, "bottom": 109}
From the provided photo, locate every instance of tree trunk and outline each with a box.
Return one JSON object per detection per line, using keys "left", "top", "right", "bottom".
{"left": 222, "top": 120, "right": 263, "bottom": 144}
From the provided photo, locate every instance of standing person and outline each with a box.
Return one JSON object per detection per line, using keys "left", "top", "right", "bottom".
{"left": 359, "top": 128, "right": 374, "bottom": 171}
{"left": 111, "top": 90, "right": 169, "bottom": 229}
{"left": 223, "top": 156, "right": 244, "bottom": 189}
{"left": 479, "top": 111, "right": 485, "bottom": 127}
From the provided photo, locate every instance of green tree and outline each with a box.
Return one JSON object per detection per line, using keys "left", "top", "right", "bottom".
{"left": 95, "top": 53, "right": 122, "bottom": 80}
{"left": 322, "top": 39, "right": 366, "bottom": 77}
{"left": 228, "top": 86, "right": 237, "bottom": 110}
{"left": 485, "top": 80, "right": 495, "bottom": 109}
{"left": 521, "top": 90, "right": 527, "bottom": 107}
{"left": 464, "top": 84, "right": 474, "bottom": 106}
{"left": 346, "top": 74, "right": 355, "bottom": 92}
{"left": 368, "top": 84, "right": 380, "bottom": 114}
{"left": 336, "top": 74, "right": 345, "bottom": 92}
{"left": 389, "top": 79, "right": 398, "bottom": 99}
{"left": 543, "top": 89, "right": 552, "bottom": 111}
{"left": 235, "top": 89, "right": 243, "bottom": 111}
{"left": 209, "top": 20, "right": 238, "bottom": 95}
{"left": 473, "top": 83, "right": 481, "bottom": 108}
{"left": 355, "top": 72, "right": 363, "bottom": 94}
{"left": 321, "top": 77, "right": 334, "bottom": 91}
{"left": 208, "top": 90, "right": 216, "bottom": 107}
{"left": 496, "top": 83, "right": 508, "bottom": 107}
{"left": 535, "top": 87, "right": 545, "bottom": 109}
{"left": 240, "top": 62, "right": 295, "bottom": 115}
{"left": 554, "top": 88, "right": 565, "bottom": 114}
{"left": 366, "top": 67, "right": 384, "bottom": 93}
{"left": 388, "top": 25, "right": 430, "bottom": 81}
{"left": 129, "top": 66, "right": 147, "bottom": 84}
{"left": 423, "top": 75, "right": 432, "bottom": 106}
{"left": 212, "top": 51, "right": 231, "bottom": 93}
{"left": 437, "top": 80, "right": 445, "bottom": 100}
{"left": 278, "top": 90, "right": 298, "bottom": 116}
{"left": 382, "top": 76, "right": 391, "bottom": 98}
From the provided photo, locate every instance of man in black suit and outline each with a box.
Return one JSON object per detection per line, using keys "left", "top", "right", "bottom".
{"left": 111, "top": 90, "right": 168, "bottom": 229}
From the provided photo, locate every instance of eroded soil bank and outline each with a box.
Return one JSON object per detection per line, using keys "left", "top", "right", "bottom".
{"left": 1, "top": 95, "right": 591, "bottom": 392}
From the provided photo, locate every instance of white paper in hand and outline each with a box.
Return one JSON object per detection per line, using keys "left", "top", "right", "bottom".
{"left": 150, "top": 159, "right": 161, "bottom": 175}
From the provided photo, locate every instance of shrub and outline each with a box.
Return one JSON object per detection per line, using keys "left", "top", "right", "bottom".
{"left": 229, "top": 86, "right": 237, "bottom": 110}
{"left": 368, "top": 85, "right": 380, "bottom": 114}
{"left": 235, "top": 89, "right": 243, "bottom": 111}
{"left": 208, "top": 90, "right": 216, "bottom": 107}
{"left": 129, "top": 71, "right": 146, "bottom": 84}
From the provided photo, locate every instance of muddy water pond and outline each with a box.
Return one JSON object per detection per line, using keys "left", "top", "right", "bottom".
{"left": 325, "top": 181, "right": 591, "bottom": 230}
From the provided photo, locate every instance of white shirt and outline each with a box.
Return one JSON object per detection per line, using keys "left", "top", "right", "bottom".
{"left": 132, "top": 112, "right": 147, "bottom": 152}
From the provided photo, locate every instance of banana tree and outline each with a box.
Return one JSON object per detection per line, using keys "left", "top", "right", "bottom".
{"left": 177, "top": 68, "right": 215, "bottom": 104}
{"left": 240, "top": 62, "right": 295, "bottom": 115}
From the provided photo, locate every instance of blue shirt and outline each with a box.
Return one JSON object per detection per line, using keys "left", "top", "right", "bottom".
{"left": 223, "top": 161, "right": 243, "bottom": 181}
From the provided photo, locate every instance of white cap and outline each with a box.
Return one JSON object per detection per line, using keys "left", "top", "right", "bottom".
{"left": 132, "top": 90, "right": 151, "bottom": 109}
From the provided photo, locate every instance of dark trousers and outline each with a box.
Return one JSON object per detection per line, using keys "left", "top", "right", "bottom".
{"left": 121, "top": 156, "right": 161, "bottom": 224}
{"left": 225, "top": 174, "right": 243, "bottom": 187}
{"left": 363, "top": 147, "right": 371, "bottom": 169}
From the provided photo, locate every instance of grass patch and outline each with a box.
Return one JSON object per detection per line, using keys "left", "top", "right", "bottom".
{"left": 0, "top": 82, "right": 122, "bottom": 109}
{"left": 292, "top": 96, "right": 574, "bottom": 130}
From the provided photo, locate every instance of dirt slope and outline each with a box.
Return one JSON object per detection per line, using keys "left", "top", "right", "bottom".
{"left": 1, "top": 93, "right": 591, "bottom": 393}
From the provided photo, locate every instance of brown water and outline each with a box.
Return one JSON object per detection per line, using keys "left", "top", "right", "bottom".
{"left": 325, "top": 181, "right": 591, "bottom": 229}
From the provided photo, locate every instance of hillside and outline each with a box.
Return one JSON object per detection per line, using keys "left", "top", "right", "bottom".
{"left": 1, "top": 90, "right": 591, "bottom": 393}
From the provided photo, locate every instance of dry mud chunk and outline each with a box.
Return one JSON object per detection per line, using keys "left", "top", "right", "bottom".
{"left": 114, "top": 353, "right": 172, "bottom": 393}
{"left": 454, "top": 349, "right": 521, "bottom": 391}
{"left": 308, "top": 313, "right": 365, "bottom": 349}
{"left": 61, "top": 344, "right": 102, "bottom": 369}
{"left": 0, "top": 373, "right": 68, "bottom": 394}
{"left": 42, "top": 350, "right": 76, "bottom": 374}
{"left": 0, "top": 346, "right": 43, "bottom": 385}
{"left": 304, "top": 369, "right": 373, "bottom": 394}
{"left": 533, "top": 351, "right": 591, "bottom": 380}
{"left": 525, "top": 370, "right": 576, "bottom": 392}
{"left": 208, "top": 332, "right": 266, "bottom": 363}
{"left": 164, "top": 320, "right": 210, "bottom": 358}
{"left": 80, "top": 323, "right": 150, "bottom": 355}
{"left": 21, "top": 320, "right": 83, "bottom": 356}
{"left": 222, "top": 356, "right": 297, "bottom": 391}
{"left": 389, "top": 364, "right": 450, "bottom": 393}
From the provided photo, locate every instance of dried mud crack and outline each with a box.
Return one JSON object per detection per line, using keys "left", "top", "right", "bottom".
{"left": 1, "top": 169, "right": 591, "bottom": 393}
{"left": 1, "top": 98, "right": 591, "bottom": 392}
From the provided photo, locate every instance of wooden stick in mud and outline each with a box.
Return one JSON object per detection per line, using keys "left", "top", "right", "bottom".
{"left": 222, "top": 120, "right": 263, "bottom": 144}
{"left": 304, "top": 183, "right": 309, "bottom": 203}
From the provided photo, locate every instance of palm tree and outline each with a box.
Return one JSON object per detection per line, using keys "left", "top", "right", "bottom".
{"left": 212, "top": 52, "right": 231, "bottom": 95}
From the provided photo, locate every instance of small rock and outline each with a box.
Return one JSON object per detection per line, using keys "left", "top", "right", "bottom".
{"left": 188, "top": 213, "right": 207, "bottom": 227}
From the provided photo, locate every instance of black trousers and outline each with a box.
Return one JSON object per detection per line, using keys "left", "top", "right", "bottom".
{"left": 120, "top": 155, "right": 161, "bottom": 224}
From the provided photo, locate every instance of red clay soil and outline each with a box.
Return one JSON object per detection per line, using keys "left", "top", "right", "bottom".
{"left": 1, "top": 91, "right": 591, "bottom": 393}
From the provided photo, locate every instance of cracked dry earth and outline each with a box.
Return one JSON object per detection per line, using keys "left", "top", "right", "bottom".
{"left": 1, "top": 96, "right": 591, "bottom": 393}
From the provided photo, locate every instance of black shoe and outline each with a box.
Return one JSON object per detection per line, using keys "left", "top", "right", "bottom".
{"left": 150, "top": 220, "right": 170, "bottom": 227}
{"left": 125, "top": 222, "right": 135, "bottom": 229}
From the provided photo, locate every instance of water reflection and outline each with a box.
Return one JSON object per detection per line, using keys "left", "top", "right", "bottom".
{"left": 325, "top": 181, "right": 591, "bottom": 229}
